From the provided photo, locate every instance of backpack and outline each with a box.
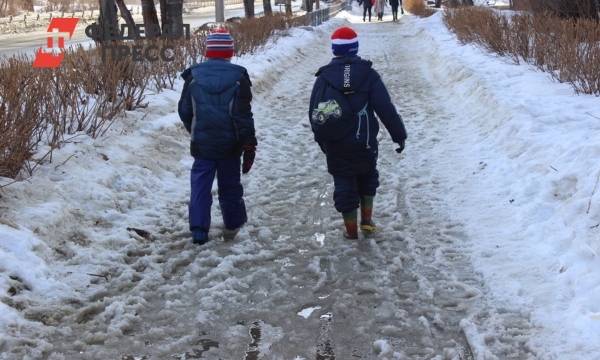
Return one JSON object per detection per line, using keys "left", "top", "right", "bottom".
{"left": 310, "top": 61, "right": 366, "bottom": 142}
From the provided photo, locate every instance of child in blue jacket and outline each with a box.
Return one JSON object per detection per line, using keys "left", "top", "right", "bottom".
{"left": 178, "top": 28, "right": 257, "bottom": 245}
{"left": 309, "top": 27, "right": 407, "bottom": 240}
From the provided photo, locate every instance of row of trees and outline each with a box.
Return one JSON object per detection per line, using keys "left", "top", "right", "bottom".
{"left": 96, "top": 0, "right": 306, "bottom": 42}
{"left": 1, "top": 0, "right": 305, "bottom": 30}
{"left": 0, "top": 0, "right": 333, "bottom": 22}
{"left": 96, "top": 0, "right": 184, "bottom": 40}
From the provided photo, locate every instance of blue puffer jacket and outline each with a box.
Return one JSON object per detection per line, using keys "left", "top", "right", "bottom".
{"left": 309, "top": 55, "right": 407, "bottom": 177}
{"left": 179, "top": 59, "right": 257, "bottom": 159}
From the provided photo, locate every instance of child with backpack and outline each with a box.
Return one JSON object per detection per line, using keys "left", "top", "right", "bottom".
{"left": 308, "top": 27, "right": 407, "bottom": 240}
{"left": 178, "top": 29, "right": 258, "bottom": 245}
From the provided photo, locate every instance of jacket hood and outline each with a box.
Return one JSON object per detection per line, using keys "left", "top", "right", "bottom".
{"left": 181, "top": 59, "right": 248, "bottom": 94}
{"left": 316, "top": 55, "right": 373, "bottom": 93}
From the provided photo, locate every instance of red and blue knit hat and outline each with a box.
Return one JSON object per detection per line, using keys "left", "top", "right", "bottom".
{"left": 205, "top": 28, "right": 234, "bottom": 59}
{"left": 331, "top": 27, "right": 359, "bottom": 57}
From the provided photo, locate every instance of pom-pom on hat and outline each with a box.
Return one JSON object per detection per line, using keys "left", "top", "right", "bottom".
{"left": 205, "top": 28, "right": 234, "bottom": 59}
{"left": 331, "top": 27, "right": 359, "bottom": 57}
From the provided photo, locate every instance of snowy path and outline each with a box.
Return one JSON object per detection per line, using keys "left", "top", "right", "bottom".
{"left": 1, "top": 14, "right": 542, "bottom": 360}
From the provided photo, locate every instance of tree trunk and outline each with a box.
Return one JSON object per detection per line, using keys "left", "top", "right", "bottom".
{"left": 435, "top": 0, "right": 442, "bottom": 8}
{"left": 160, "top": 0, "right": 167, "bottom": 29}
{"left": 141, "top": 0, "right": 161, "bottom": 38}
{"left": 306, "top": 0, "right": 313, "bottom": 12}
{"left": 263, "top": 0, "right": 273, "bottom": 15}
{"left": 98, "top": 0, "right": 118, "bottom": 42}
{"left": 285, "top": 0, "right": 292, "bottom": 14}
{"left": 163, "top": 0, "right": 184, "bottom": 38}
{"left": 115, "top": 0, "right": 139, "bottom": 38}
{"left": 244, "top": 0, "right": 255, "bottom": 18}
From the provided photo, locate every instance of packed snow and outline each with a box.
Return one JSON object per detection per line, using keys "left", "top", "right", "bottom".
{"left": 1, "top": 3, "right": 599, "bottom": 359}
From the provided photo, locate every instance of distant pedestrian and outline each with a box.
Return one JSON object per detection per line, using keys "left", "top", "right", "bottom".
{"left": 361, "top": 0, "right": 373, "bottom": 22}
{"left": 308, "top": 27, "right": 407, "bottom": 240}
{"left": 374, "top": 0, "right": 387, "bottom": 21}
{"left": 390, "top": 0, "right": 402, "bottom": 20}
{"left": 178, "top": 28, "right": 258, "bottom": 245}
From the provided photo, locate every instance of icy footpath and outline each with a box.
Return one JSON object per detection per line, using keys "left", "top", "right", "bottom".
{"left": 0, "top": 11, "right": 542, "bottom": 360}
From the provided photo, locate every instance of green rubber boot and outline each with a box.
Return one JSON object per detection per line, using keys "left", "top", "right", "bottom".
{"left": 342, "top": 210, "right": 358, "bottom": 240}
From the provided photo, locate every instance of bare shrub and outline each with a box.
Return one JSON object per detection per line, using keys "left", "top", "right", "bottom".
{"left": 539, "top": 15, "right": 600, "bottom": 94}
{"left": 442, "top": 6, "right": 481, "bottom": 44}
{"left": 46, "top": 0, "right": 73, "bottom": 12}
{"left": 526, "top": 0, "right": 599, "bottom": 20}
{"left": 505, "top": 13, "right": 533, "bottom": 64}
{"left": 143, "top": 38, "right": 191, "bottom": 92}
{"left": 127, "top": 13, "right": 299, "bottom": 92}
{"left": 76, "top": 44, "right": 149, "bottom": 135}
{"left": 443, "top": 7, "right": 600, "bottom": 95}
{"left": 183, "top": 28, "right": 208, "bottom": 66}
{"left": 227, "top": 13, "right": 295, "bottom": 55}
{"left": 0, "top": 12, "right": 309, "bottom": 187}
{"left": 35, "top": 45, "right": 145, "bottom": 141}
{"left": 456, "top": 7, "right": 512, "bottom": 57}
{"left": 403, "top": 0, "right": 437, "bottom": 17}
{"left": 512, "top": 11, "right": 600, "bottom": 94}
{"left": 0, "top": 56, "right": 54, "bottom": 179}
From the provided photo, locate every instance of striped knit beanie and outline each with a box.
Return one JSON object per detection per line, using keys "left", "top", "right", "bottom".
{"left": 205, "top": 28, "right": 234, "bottom": 59}
{"left": 331, "top": 27, "right": 359, "bottom": 57}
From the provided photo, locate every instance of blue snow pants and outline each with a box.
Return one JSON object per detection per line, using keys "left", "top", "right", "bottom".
{"left": 189, "top": 157, "right": 247, "bottom": 232}
{"left": 332, "top": 169, "right": 379, "bottom": 213}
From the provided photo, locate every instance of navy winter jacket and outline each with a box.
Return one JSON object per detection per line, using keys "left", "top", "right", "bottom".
{"left": 178, "top": 59, "right": 257, "bottom": 159}
{"left": 309, "top": 55, "right": 407, "bottom": 176}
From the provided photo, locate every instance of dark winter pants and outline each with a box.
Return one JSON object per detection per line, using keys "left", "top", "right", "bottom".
{"left": 332, "top": 169, "right": 379, "bottom": 213}
{"left": 189, "top": 157, "right": 247, "bottom": 232}
{"left": 363, "top": 5, "right": 372, "bottom": 21}
{"left": 391, "top": 5, "right": 398, "bottom": 19}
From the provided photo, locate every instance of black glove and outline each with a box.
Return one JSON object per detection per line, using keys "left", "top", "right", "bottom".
{"left": 242, "top": 145, "right": 256, "bottom": 174}
{"left": 395, "top": 139, "right": 405, "bottom": 154}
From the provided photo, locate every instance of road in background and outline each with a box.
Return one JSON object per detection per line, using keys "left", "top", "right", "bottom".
{"left": 0, "top": 3, "right": 292, "bottom": 58}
